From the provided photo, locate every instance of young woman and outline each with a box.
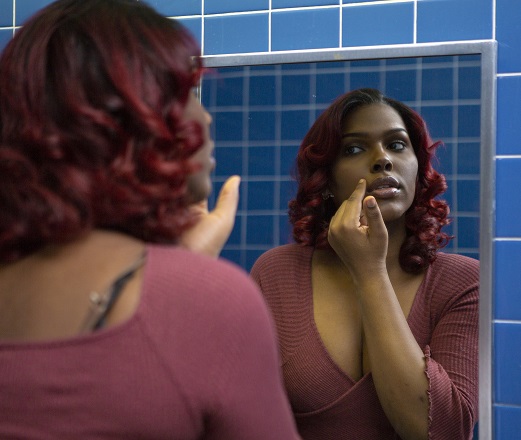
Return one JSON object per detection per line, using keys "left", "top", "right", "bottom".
{"left": 0, "top": 1, "right": 300, "bottom": 438}
{"left": 251, "top": 88, "right": 479, "bottom": 440}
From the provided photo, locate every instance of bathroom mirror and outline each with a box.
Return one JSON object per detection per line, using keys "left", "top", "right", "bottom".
{"left": 201, "top": 40, "right": 496, "bottom": 440}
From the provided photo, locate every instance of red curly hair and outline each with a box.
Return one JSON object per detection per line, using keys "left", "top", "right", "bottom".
{"left": 0, "top": 0, "right": 204, "bottom": 263}
{"left": 289, "top": 88, "right": 451, "bottom": 273}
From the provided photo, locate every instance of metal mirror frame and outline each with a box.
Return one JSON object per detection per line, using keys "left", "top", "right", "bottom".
{"left": 202, "top": 40, "right": 497, "bottom": 440}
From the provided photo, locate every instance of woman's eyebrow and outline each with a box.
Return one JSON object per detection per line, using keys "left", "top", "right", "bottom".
{"left": 341, "top": 128, "right": 408, "bottom": 139}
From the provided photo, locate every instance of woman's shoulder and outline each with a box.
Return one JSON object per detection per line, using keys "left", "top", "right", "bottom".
{"left": 431, "top": 252, "right": 480, "bottom": 281}
{"left": 142, "top": 244, "right": 271, "bottom": 325}
{"left": 422, "top": 252, "right": 480, "bottom": 310}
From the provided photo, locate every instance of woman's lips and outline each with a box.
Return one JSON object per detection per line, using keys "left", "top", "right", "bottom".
{"left": 367, "top": 176, "right": 400, "bottom": 199}
{"left": 369, "top": 187, "right": 399, "bottom": 198}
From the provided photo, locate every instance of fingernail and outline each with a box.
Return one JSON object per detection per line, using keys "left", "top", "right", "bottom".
{"left": 366, "top": 196, "right": 376, "bottom": 208}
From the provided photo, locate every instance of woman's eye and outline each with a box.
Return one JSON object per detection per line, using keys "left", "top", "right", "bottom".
{"left": 343, "top": 145, "right": 363, "bottom": 156}
{"left": 388, "top": 141, "right": 406, "bottom": 151}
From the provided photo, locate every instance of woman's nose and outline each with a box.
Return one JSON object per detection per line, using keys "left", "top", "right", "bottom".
{"left": 371, "top": 154, "right": 393, "bottom": 172}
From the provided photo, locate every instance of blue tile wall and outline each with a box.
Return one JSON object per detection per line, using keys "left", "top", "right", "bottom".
{"left": 205, "top": 0, "right": 268, "bottom": 14}
{"left": 146, "top": 0, "right": 199, "bottom": 16}
{"left": 417, "top": 0, "right": 492, "bottom": 43}
{"left": 204, "top": 14, "right": 269, "bottom": 55}
{"left": 494, "top": 323, "right": 521, "bottom": 404}
{"left": 496, "top": 0, "right": 521, "bottom": 74}
{"left": 273, "top": 0, "right": 338, "bottom": 7}
{"left": 497, "top": 76, "right": 521, "bottom": 155}
{"left": 0, "top": 28, "right": 12, "bottom": 52}
{"left": 272, "top": 8, "right": 339, "bottom": 51}
{"left": 495, "top": 405, "right": 521, "bottom": 440}
{"left": 495, "top": 241, "right": 521, "bottom": 321}
{"left": 496, "top": 158, "right": 521, "bottom": 237}
{"left": 0, "top": 0, "right": 12, "bottom": 27}
{"left": 177, "top": 17, "right": 202, "bottom": 45}
{"left": 342, "top": 3, "right": 414, "bottom": 47}
{"left": 15, "top": 0, "right": 52, "bottom": 25}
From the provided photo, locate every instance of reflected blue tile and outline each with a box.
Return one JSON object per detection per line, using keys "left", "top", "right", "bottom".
{"left": 316, "top": 73, "right": 345, "bottom": 104}
{"left": 458, "top": 105, "right": 480, "bottom": 138}
{"left": 494, "top": 323, "right": 521, "bottom": 404}
{"left": 282, "top": 74, "right": 311, "bottom": 105}
{"left": 349, "top": 71, "right": 381, "bottom": 91}
{"left": 0, "top": 1, "right": 12, "bottom": 26}
{"left": 146, "top": 0, "right": 200, "bottom": 16}
{"left": 282, "top": 62, "right": 312, "bottom": 71}
{"left": 177, "top": 18, "right": 201, "bottom": 45}
{"left": 420, "top": 106, "right": 453, "bottom": 139}
{"left": 497, "top": 0, "right": 521, "bottom": 73}
{"left": 342, "top": 3, "right": 413, "bottom": 47}
{"left": 248, "top": 111, "right": 276, "bottom": 141}
{"left": 214, "top": 147, "right": 243, "bottom": 178}
{"left": 248, "top": 147, "right": 276, "bottom": 176}
{"left": 458, "top": 66, "right": 481, "bottom": 100}
{"left": 215, "top": 76, "right": 244, "bottom": 107}
{"left": 281, "top": 110, "right": 311, "bottom": 141}
{"left": 281, "top": 145, "right": 299, "bottom": 175}
{"left": 457, "top": 143, "right": 480, "bottom": 175}
{"left": 279, "top": 214, "right": 293, "bottom": 246}
{"left": 457, "top": 180, "right": 480, "bottom": 212}
{"left": 385, "top": 57, "right": 418, "bottom": 67}
{"left": 247, "top": 181, "right": 275, "bottom": 210}
{"left": 495, "top": 242, "right": 521, "bottom": 321}
{"left": 204, "top": 14, "right": 268, "bottom": 55}
{"left": 247, "top": 216, "right": 274, "bottom": 244}
{"left": 226, "top": 219, "right": 242, "bottom": 246}
{"left": 273, "top": 0, "right": 337, "bottom": 7}
{"left": 249, "top": 76, "right": 277, "bottom": 106}
{"left": 494, "top": 405, "right": 521, "bottom": 439}
{"left": 496, "top": 158, "right": 521, "bottom": 237}
{"left": 246, "top": 249, "right": 267, "bottom": 272}
{"left": 385, "top": 70, "right": 417, "bottom": 102}
{"left": 272, "top": 9, "right": 338, "bottom": 51}
{"left": 351, "top": 60, "right": 380, "bottom": 68}
{"left": 457, "top": 217, "right": 479, "bottom": 249}
{"left": 417, "top": 0, "right": 492, "bottom": 43}
{"left": 497, "top": 76, "right": 521, "bottom": 155}
{"left": 15, "top": 0, "right": 53, "bottom": 25}
{"left": 422, "top": 68, "right": 453, "bottom": 100}
{"left": 205, "top": 0, "right": 268, "bottom": 14}
{"left": 220, "top": 249, "right": 242, "bottom": 268}
{"left": 214, "top": 112, "right": 243, "bottom": 141}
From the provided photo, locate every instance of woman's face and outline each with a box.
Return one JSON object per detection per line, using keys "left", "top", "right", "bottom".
{"left": 184, "top": 92, "right": 215, "bottom": 203}
{"left": 329, "top": 103, "right": 418, "bottom": 223}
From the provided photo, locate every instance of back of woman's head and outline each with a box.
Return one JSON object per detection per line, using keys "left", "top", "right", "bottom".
{"left": 0, "top": 0, "right": 204, "bottom": 262}
{"left": 289, "top": 88, "right": 451, "bottom": 273}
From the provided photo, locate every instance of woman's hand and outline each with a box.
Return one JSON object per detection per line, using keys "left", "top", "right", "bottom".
{"left": 178, "top": 175, "right": 240, "bottom": 258}
{"left": 327, "top": 179, "right": 388, "bottom": 280}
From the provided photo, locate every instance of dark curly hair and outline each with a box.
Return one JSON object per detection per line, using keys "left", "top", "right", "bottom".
{"left": 289, "top": 88, "right": 452, "bottom": 273}
{"left": 0, "top": 0, "right": 204, "bottom": 263}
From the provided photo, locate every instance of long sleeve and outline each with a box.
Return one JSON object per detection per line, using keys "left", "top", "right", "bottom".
{"left": 413, "top": 254, "right": 479, "bottom": 439}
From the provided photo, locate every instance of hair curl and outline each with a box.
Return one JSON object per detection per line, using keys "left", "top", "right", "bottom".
{"left": 289, "top": 88, "right": 452, "bottom": 273}
{"left": 0, "top": 0, "right": 205, "bottom": 263}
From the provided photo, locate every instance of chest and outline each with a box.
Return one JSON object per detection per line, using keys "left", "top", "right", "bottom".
{"left": 311, "top": 254, "right": 423, "bottom": 382}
